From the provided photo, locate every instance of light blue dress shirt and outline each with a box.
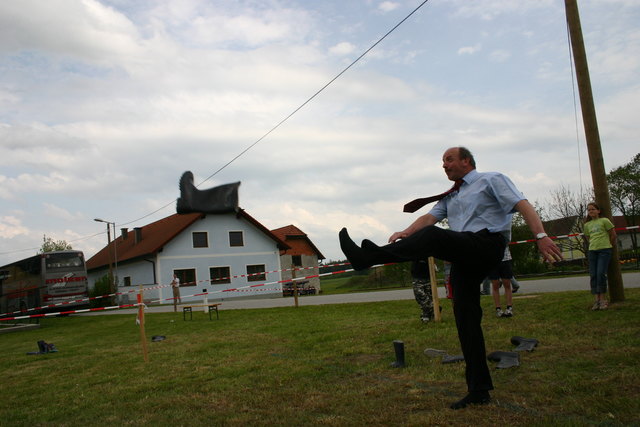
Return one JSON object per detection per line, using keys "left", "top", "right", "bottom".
{"left": 428, "top": 169, "right": 525, "bottom": 238}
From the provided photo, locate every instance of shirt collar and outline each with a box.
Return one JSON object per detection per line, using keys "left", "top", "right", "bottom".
{"left": 461, "top": 169, "right": 479, "bottom": 185}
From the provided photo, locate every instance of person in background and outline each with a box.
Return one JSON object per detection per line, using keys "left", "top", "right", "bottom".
{"left": 481, "top": 276, "right": 519, "bottom": 295}
{"left": 583, "top": 202, "right": 616, "bottom": 310}
{"left": 171, "top": 273, "right": 181, "bottom": 310}
{"left": 411, "top": 260, "right": 435, "bottom": 323}
{"left": 489, "top": 245, "right": 515, "bottom": 317}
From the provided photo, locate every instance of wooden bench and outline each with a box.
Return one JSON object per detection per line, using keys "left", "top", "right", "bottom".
{"left": 181, "top": 303, "right": 221, "bottom": 321}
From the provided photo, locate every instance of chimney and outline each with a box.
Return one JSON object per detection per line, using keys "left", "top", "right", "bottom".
{"left": 121, "top": 228, "right": 129, "bottom": 240}
{"left": 134, "top": 227, "right": 142, "bottom": 244}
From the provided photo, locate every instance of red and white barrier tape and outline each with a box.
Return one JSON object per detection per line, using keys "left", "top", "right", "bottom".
{"left": 510, "top": 225, "right": 638, "bottom": 245}
{"left": 0, "top": 303, "right": 141, "bottom": 322}
{"left": 148, "top": 274, "right": 320, "bottom": 305}
{"left": 0, "top": 265, "right": 340, "bottom": 317}
{"left": 0, "top": 266, "right": 354, "bottom": 321}
{"left": 0, "top": 284, "right": 167, "bottom": 317}
{"left": 2, "top": 226, "right": 636, "bottom": 320}
{"left": 147, "top": 261, "right": 394, "bottom": 306}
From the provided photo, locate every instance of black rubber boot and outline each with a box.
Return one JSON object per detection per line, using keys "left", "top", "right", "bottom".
{"left": 176, "top": 171, "right": 240, "bottom": 214}
{"left": 390, "top": 340, "right": 405, "bottom": 368}
{"left": 511, "top": 336, "right": 539, "bottom": 352}
{"left": 487, "top": 351, "right": 520, "bottom": 369}
{"left": 450, "top": 391, "right": 491, "bottom": 409}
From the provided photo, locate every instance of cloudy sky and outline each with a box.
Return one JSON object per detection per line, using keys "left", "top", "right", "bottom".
{"left": 1, "top": 0, "right": 638, "bottom": 266}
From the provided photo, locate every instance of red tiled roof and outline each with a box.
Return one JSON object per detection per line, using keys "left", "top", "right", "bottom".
{"left": 87, "top": 210, "right": 290, "bottom": 271}
{"left": 271, "top": 224, "right": 325, "bottom": 259}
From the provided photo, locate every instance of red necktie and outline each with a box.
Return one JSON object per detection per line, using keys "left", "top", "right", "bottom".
{"left": 403, "top": 180, "right": 463, "bottom": 213}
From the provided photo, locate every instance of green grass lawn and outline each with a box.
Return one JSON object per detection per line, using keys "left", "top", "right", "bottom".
{"left": 1, "top": 289, "right": 639, "bottom": 426}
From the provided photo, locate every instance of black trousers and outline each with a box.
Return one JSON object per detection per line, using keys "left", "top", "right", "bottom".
{"left": 365, "top": 225, "right": 505, "bottom": 392}
{"left": 410, "top": 259, "right": 429, "bottom": 280}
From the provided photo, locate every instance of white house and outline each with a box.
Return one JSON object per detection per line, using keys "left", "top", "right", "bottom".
{"left": 86, "top": 210, "right": 290, "bottom": 304}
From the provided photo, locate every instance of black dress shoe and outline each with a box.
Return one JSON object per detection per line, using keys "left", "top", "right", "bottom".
{"left": 338, "top": 228, "right": 372, "bottom": 271}
{"left": 450, "top": 391, "right": 491, "bottom": 409}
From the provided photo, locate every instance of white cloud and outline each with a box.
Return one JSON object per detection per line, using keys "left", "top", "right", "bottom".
{"left": 0, "top": 0, "right": 638, "bottom": 265}
{"left": 186, "top": 9, "right": 311, "bottom": 47}
{"left": 0, "top": 216, "right": 29, "bottom": 239}
{"left": 329, "top": 41, "right": 356, "bottom": 56}
{"left": 489, "top": 49, "right": 510, "bottom": 62}
{"left": 451, "top": 0, "right": 555, "bottom": 20}
{"left": 0, "top": 0, "right": 142, "bottom": 64}
{"left": 378, "top": 2, "right": 400, "bottom": 13}
{"left": 43, "top": 203, "right": 85, "bottom": 222}
{"left": 590, "top": 28, "right": 640, "bottom": 85}
{"left": 458, "top": 44, "right": 481, "bottom": 55}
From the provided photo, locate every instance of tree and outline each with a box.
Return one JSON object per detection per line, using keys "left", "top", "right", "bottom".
{"left": 546, "top": 184, "right": 593, "bottom": 221}
{"left": 89, "top": 275, "right": 112, "bottom": 308}
{"left": 608, "top": 153, "right": 640, "bottom": 254}
{"left": 39, "top": 234, "right": 72, "bottom": 253}
{"left": 381, "top": 262, "right": 411, "bottom": 287}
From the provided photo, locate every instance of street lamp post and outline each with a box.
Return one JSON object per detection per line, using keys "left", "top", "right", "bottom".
{"left": 95, "top": 218, "right": 118, "bottom": 298}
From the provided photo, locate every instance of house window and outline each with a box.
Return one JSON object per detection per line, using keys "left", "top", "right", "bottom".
{"left": 210, "top": 266, "right": 231, "bottom": 285}
{"left": 123, "top": 276, "right": 132, "bottom": 287}
{"left": 229, "top": 231, "right": 244, "bottom": 247}
{"left": 192, "top": 232, "right": 208, "bottom": 248}
{"left": 292, "top": 255, "right": 302, "bottom": 267}
{"left": 174, "top": 268, "right": 196, "bottom": 287}
{"left": 246, "top": 264, "right": 266, "bottom": 282}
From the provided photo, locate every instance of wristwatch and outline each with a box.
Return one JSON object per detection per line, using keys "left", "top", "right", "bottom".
{"left": 536, "top": 233, "right": 548, "bottom": 240}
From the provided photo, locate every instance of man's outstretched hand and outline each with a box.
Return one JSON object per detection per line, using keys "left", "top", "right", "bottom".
{"left": 536, "top": 237, "right": 563, "bottom": 263}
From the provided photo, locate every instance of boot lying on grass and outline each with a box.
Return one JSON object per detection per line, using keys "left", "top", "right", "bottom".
{"left": 487, "top": 351, "right": 520, "bottom": 369}
{"left": 424, "top": 348, "right": 465, "bottom": 364}
{"left": 511, "top": 336, "right": 539, "bottom": 352}
{"left": 27, "top": 340, "right": 58, "bottom": 355}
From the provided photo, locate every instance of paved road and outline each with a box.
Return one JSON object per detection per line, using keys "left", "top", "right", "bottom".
{"left": 84, "top": 271, "right": 639, "bottom": 316}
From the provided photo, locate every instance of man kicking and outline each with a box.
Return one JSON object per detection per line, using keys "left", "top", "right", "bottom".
{"left": 339, "top": 146, "right": 562, "bottom": 409}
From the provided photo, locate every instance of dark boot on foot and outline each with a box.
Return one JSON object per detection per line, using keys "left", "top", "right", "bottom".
{"left": 338, "top": 228, "right": 372, "bottom": 270}
{"left": 450, "top": 391, "right": 491, "bottom": 410}
{"left": 361, "top": 239, "right": 405, "bottom": 266}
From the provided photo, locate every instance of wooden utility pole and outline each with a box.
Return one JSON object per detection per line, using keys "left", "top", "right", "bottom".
{"left": 564, "top": 0, "right": 624, "bottom": 302}
{"left": 292, "top": 267, "right": 299, "bottom": 308}
{"left": 137, "top": 286, "right": 149, "bottom": 362}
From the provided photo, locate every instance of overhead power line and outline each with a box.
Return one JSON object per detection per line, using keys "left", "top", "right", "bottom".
{"left": 198, "top": 0, "right": 432, "bottom": 186}
{"left": 2, "top": 1, "right": 432, "bottom": 259}
{"left": 121, "top": 0, "right": 431, "bottom": 228}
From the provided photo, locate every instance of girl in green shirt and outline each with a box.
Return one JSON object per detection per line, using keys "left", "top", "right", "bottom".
{"left": 583, "top": 203, "right": 617, "bottom": 310}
